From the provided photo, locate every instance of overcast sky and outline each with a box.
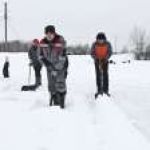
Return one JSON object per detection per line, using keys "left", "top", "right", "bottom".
{"left": 0, "top": 0, "right": 150, "bottom": 50}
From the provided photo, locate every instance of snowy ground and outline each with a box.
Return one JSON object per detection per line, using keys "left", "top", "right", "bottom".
{"left": 0, "top": 53, "right": 150, "bottom": 150}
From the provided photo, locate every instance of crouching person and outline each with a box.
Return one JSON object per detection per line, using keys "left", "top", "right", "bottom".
{"left": 40, "top": 25, "right": 68, "bottom": 108}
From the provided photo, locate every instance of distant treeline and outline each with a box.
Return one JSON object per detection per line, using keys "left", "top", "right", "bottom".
{"left": 0, "top": 40, "right": 29, "bottom": 52}
{"left": 0, "top": 40, "right": 91, "bottom": 55}
{"left": 1, "top": 39, "right": 150, "bottom": 60}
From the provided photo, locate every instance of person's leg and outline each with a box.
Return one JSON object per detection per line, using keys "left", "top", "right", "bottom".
{"left": 47, "top": 68, "right": 58, "bottom": 106}
{"left": 37, "top": 65, "right": 42, "bottom": 85}
{"left": 103, "top": 61, "right": 109, "bottom": 94}
{"left": 54, "top": 93, "right": 61, "bottom": 105}
{"left": 94, "top": 60, "right": 102, "bottom": 94}
{"left": 34, "top": 65, "right": 42, "bottom": 86}
{"left": 49, "top": 93, "right": 55, "bottom": 106}
{"left": 53, "top": 91, "right": 66, "bottom": 108}
{"left": 59, "top": 92, "right": 66, "bottom": 109}
{"left": 54, "top": 70, "right": 67, "bottom": 108}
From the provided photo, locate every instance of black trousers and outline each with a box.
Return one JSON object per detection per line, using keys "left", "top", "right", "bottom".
{"left": 33, "top": 64, "right": 42, "bottom": 85}
{"left": 94, "top": 59, "right": 109, "bottom": 93}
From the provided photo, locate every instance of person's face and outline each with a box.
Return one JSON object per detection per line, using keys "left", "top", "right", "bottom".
{"left": 97, "top": 39, "right": 104, "bottom": 43}
{"left": 46, "top": 32, "right": 55, "bottom": 41}
{"left": 32, "top": 43, "right": 38, "bottom": 47}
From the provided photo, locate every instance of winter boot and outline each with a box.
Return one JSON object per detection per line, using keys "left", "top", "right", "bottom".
{"left": 95, "top": 91, "right": 103, "bottom": 99}
{"left": 49, "top": 94, "right": 55, "bottom": 106}
{"left": 103, "top": 91, "right": 111, "bottom": 97}
{"left": 59, "top": 92, "right": 66, "bottom": 109}
{"left": 53, "top": 93, "right": 61, "bottom": 106}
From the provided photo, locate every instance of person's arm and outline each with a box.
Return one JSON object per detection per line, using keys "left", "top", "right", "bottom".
{"left": 39, "top": 39, "right": 51, "bottom": 67}
{"left": 107, "top": 42, "right": 113, "bottom": 59}
{"left": 28, "top": 47, "right": 34, "bottom": 65}
{"left": 53, "top": 36, "right": 66, "bottom": 52}
{"left": 91, "top": 42, "right": 96, "bottom": 59}
{"left": 28, "top": 47, "right": 32, "bottom": 60}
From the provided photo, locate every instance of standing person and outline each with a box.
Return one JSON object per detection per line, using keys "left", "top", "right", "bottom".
{"left": 28, "top": 39, "right": 42, "bottom": 87}
{"left": 40, "top": 25, "right": 68, "bottom": 108}
{"left": 91, "top": 32, "right": 112, "bottom": 98}
{"left": 3, "top": 56, "right": 10, "bottom": 78}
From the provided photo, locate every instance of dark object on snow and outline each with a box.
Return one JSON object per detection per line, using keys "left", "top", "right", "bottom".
{"left": 3, "top": 58, "right": 10, "bottom": 78}
{"left": 109, "top": 60, "right": 116, "bottom": 64}
{"left": 21, "top": 85, "right": 38, "bottom": 91}
{"left": 122, "top": 60, "right": 131, "bottom": 64}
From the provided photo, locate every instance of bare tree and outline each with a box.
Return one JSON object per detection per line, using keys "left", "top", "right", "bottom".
{"left": 0, "top": 40, "right": 29, "bottom": 52}
{"left": 121, "top": 46, "right": 129, "bottom": 54}
{"left": 130, "top": 26, "right": 146, "bottom": 60}
{"left": 145, "top": 44, "right": 150, "bottom": 60}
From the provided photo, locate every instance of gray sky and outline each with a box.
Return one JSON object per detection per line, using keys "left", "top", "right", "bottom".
{"left": 0, "top": 0, "right": 150, "bottom": 50}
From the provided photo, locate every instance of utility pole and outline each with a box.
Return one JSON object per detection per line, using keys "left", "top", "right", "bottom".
{"left": 4, "top": 1, "right": 8, "bottom": 51}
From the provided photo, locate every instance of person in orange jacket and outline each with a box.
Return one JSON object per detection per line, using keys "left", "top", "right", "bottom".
{"left": 91, "top": 32, "right": 112, "bottom": 98}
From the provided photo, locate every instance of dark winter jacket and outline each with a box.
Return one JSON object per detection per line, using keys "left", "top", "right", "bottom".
{"left": 40, "top": 34, "right": 67, "bottom": 70}
{"left": 40, "top": 34, "right": 68, "bottom": 94}
{"left": 28, "top": 46, "right": 41, "bottom": 66}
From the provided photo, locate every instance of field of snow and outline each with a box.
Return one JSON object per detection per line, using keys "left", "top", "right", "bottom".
{"left": 0, "top": 52, "right": 150, "bottom": 150}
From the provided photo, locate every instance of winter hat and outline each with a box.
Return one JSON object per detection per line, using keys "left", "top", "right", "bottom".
{"left": 96, "top": 32, "right": 106, "bottom": 40}
{"left": 32, "top": 39, "right": 39, "bottom": 45}
{"left": 44, "top": 25, "right": 55, "bottom": 34}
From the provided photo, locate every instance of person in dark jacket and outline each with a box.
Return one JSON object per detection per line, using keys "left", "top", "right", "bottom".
{"left": 91, "top": 32, "right": 112, "bottom": 98}
{"left": 40, "top": 25, "right": 68, "bottom": 108}
{"left": 28, "top": 39, "right": 42, "bottom": 86}
{"left": 3, "top": 56, "right": 10, "bottom": 78}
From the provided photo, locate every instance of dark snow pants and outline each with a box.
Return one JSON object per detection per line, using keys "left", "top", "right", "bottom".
{"left": 47, "top": 67, "right": 67, "bottom": 108}
{"left": 94, "top": 59, "right": 109, "bottom": 93}
{"left": 33, "top": 63, "right": 42, "bottom": 86}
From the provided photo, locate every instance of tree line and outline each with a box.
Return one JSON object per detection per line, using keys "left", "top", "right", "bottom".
{"left": 0, "top": 40, "right": 91, "bottom": 55}
{"left": 129, "top": 26, "right": 150, "bottom": 60}
{"left": 1, "top": 26, "right": 150, "bottom": 60}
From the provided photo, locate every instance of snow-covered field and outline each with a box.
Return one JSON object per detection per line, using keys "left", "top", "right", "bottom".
{"left": 0, "top": 53, "right": 150, "bottom": 150}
